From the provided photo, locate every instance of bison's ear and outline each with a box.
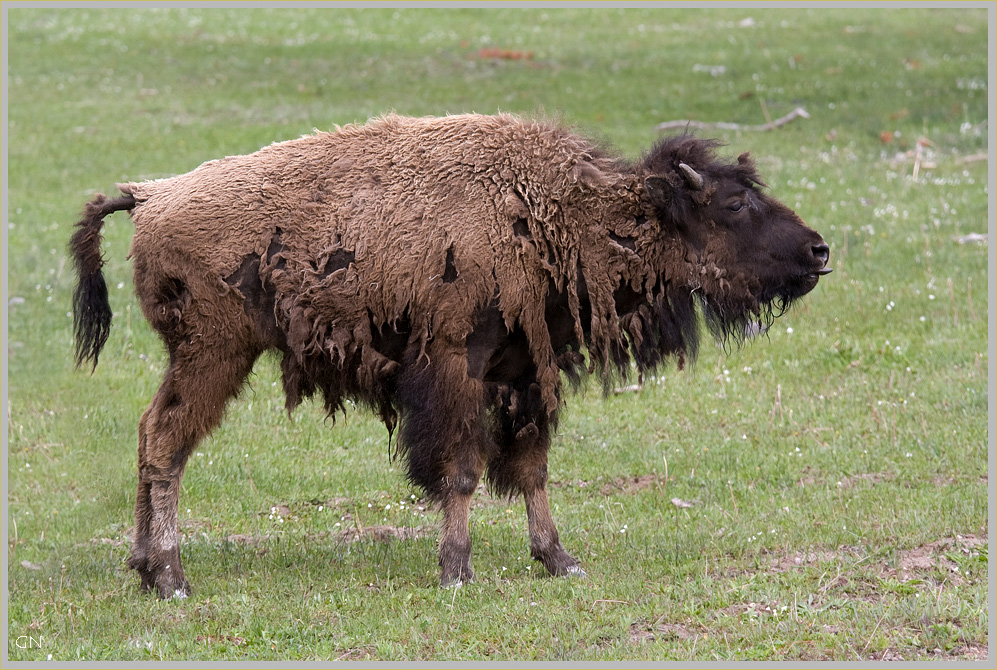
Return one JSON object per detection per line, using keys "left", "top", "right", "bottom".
{"left": 643, "top": 176, "right": 671, "bottom": 208}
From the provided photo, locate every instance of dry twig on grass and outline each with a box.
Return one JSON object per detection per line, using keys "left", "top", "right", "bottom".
{"left": 657, "top": 106, "right": 810, "bottom": 133}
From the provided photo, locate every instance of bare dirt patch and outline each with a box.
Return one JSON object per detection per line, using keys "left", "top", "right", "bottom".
{"left": 223, "top": 524, "right": 430, "bottom": 547}
{"left": 548, "top": 474, "right": 662, "bottom": 496}
{"left": 869, "top": 643, "right": 990, "bottom": 662}
{"left": 769, "top": 546, "right": 864, "bottom": 574}
{"left": 195, "top": 634, "right": 247, "bottom": 647}
{"left": 766, "top": 534, "right": 986, "bottom": 585}
{"left": 600, "top": 474, "right": 660, "bottom": 496}
{"left": 334, "top": 524, "right": 430, "bottom": 543}
{"left": 837, "top": 472, "right": 892, "bottom": 489}
{"left": 888, "top": 534, "right": 987, "bottom": 586}
{"left": 629, "top": 620, "right": 700, "bottom": 643}
{"left": 334, "top": 645, "right": 377, "bottom": 661}
{"left": 717, "top": 601, "right": 786, "bottom": 619}
{"left": 796, "top": 470, "right": 893, "bottom": 489}
{"left": 948, "top": 643, "right": 989, "bottom": 661}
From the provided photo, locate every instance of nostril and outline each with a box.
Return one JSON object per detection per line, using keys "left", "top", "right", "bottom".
{"left": 811, "top": 243, "right": 830, "bottom": 267}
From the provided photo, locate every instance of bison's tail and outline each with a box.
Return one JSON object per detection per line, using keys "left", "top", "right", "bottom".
{"left": 70, "top": 192, "right": 136, "bottom": 370}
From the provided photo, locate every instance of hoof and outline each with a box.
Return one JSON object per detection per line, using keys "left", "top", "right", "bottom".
{"left": 137, "top": 567, "right": 190, "bottom": 600}
{"left": 440, "top": 567, "right": 474, "bottom": 589}
{"left": 532, "top": 544, "right": 583, "bottom": 578}
{"left": 156, "top": 580, "right": 191, "bottom": 600}
{"left": 563, "top": 564, "right": 588, "bottom": 579}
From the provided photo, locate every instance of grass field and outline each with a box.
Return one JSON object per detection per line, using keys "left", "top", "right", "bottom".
{"left": 4, "top": 5, "right": 992, "bottom": 663}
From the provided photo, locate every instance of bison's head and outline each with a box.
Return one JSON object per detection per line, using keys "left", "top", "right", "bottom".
{"left": 640, "top": 136, "right": 830, "bottom": 344}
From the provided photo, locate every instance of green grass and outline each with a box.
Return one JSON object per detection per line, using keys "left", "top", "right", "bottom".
{"left": 5, "top": 6, "right": 990, "bottom": 662}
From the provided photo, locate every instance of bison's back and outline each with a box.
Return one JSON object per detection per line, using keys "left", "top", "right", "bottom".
{"left": 121, "top": 113, "right": 630, "bottom": 414}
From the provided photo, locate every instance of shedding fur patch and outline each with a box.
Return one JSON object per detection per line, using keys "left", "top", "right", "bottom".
{"left": 116, "top": 113, "right": 821, "bottom": 429}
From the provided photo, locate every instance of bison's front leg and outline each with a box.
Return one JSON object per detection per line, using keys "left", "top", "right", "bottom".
{"left": 513, "top": 431, "right": 585, "bottom": 578}
{"left": 487, "top": 385, "right": 584, "bottom": 578}
{"left": 524, "top": 473, "right": 585, "bottom": 577}
{"left": 397, "top": 349, "right": 488, "bottom": 587}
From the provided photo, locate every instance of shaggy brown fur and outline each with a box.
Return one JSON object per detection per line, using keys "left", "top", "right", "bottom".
{"left": 71, "top": 113, "right": 830, "bottom": 597}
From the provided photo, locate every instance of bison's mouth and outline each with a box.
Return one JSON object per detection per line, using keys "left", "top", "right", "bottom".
{"left": 798, "top": 266, "right": 833, "bottom": 291}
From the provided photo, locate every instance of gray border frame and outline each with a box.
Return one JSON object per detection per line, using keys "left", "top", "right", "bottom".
{"left": 2, "top": 1, "right": 993, "bottom": 668}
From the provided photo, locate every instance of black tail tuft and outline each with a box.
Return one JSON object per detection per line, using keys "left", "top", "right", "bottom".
{"left": 70, "top": 193, "right": 136, "bottom": 370}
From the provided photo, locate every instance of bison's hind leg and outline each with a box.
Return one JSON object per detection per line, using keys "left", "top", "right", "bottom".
{"left": 487, "top": 384, "right": 585, "bottom": 579}
{"left": 129, "top": 279, "right": 261, "bottom": 599}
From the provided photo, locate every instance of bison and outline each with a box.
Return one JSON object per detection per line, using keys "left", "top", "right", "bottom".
{"left": 70, "top": 113, "right": 830, "bottom": 598}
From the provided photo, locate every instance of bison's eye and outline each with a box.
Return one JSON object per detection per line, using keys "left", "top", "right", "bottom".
{"left": 727, "top": 200, "right": 745, "bottom": 213}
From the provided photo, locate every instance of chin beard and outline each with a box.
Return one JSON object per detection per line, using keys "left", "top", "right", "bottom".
{"left": 699, "top": 292, "right": 797, "bottom": 350}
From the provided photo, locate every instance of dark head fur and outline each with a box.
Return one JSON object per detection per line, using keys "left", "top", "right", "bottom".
{"left": 635, "top": 134, "right": 829, "bottom": 356}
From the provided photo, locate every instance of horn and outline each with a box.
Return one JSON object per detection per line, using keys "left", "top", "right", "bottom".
{"left": 678, "top": 163, "right": 704, "bottom": 191}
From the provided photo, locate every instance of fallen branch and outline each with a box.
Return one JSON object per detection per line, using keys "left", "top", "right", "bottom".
{"left": 657, "top": 106, "right": 810, "bottom": 132}
{"left": 955, "top": 152, "right": 987, "bottom": 165}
